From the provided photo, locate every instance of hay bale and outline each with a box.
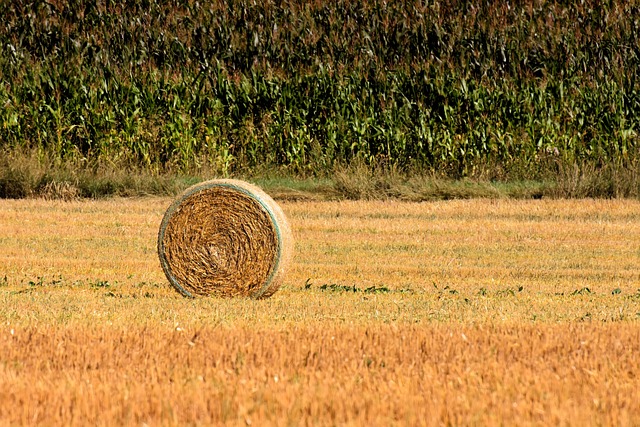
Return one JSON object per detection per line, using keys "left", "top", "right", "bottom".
{"left": 157, "top": 179, "right": 293, "bottom": 298}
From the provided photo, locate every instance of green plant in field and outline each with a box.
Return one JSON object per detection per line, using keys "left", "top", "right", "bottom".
{"left": 90, "top": 280, "right": 112, "bottom": 289}
{"left": 496, "top": 286, "right": 524, "bottom": 296}
{"left": 364, "top": 286, "right": 390, "bottom": 294}
{"left": 320, "top": 283, "right": 359, "bottom": 293}
{"left": 433, "top": 283, "right": 459, "bottom": 296}
{"left": 0, "top": 0, "right": 639, "bottom": 198}
{"left": 27, "top": 276, "right": 64, "bottom": 287}
{"left": 315, "top": 283, "right": 391, "bottom": 294}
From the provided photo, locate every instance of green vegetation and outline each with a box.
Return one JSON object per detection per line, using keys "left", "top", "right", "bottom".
{"left": 1, "top": 0, "right": 639, "bottom": 198}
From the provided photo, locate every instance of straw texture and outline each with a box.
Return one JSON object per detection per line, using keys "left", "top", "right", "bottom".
{"left": 157, "top": 179, "right": 293, "bottom": 298}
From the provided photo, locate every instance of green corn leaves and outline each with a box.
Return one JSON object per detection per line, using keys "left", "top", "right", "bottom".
{"left": 0, "top": 0, "right": 638, "bottom": 179}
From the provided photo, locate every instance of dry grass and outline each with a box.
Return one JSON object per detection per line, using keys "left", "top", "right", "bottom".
{"left": 1, "top": 197, "right": 639, "bottom": 426}
{"left": 2, "top": 323, "right": 639, "bottom": 426}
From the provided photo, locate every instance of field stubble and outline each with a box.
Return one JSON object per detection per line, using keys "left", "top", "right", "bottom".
{"left": 1, "top": 197, "right": 639, "bottom": 425}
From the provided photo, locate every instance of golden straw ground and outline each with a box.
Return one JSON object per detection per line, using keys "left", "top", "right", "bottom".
{"left": 157, "top": 179, "right": 293, "bottom": 298}
{"left": 0, "top": 198, "right": 639, "bottom": 426}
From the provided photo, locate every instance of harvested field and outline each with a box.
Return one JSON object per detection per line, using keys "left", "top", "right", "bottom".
{"left": 1, "top": 198, "right": 639, "bottom": 426}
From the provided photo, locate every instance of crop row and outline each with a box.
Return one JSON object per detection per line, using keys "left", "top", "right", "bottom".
{"left": 0, "top": 0, "right": 639, "bottom": 178}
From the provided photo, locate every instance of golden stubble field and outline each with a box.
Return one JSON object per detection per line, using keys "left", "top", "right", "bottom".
{"left": 1, "top": 197, "right": 640, "bottom": 426}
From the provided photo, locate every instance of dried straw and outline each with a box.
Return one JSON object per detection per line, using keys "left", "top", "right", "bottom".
{"left": 157, "top": 179, "right": 293, "bottom": 298}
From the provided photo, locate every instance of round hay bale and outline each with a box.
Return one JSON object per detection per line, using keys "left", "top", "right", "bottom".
{"left": 157, "top": 179, "right": 293, "bottom": 299}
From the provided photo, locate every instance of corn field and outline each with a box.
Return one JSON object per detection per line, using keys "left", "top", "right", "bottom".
{"left": 1, "top": 0, "right": 639, "bottom": 178}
